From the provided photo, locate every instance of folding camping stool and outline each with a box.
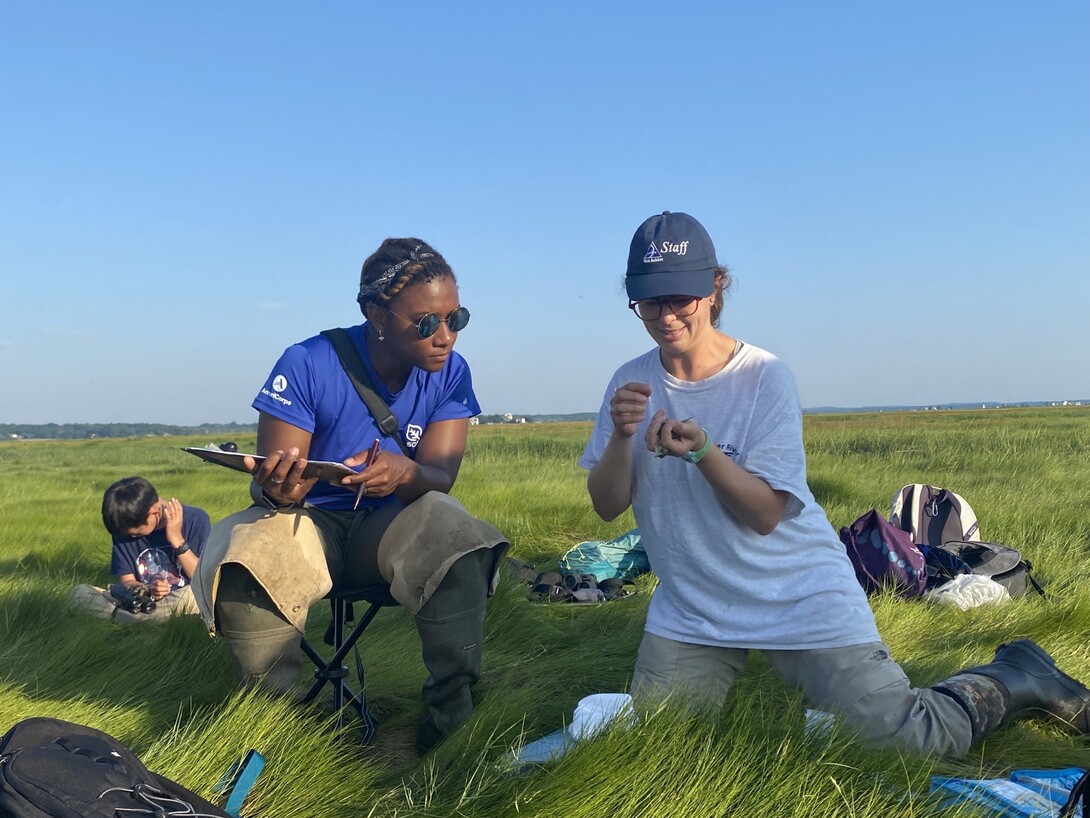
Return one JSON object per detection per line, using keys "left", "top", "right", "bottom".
{"left": 298, "top": 585, "right": 395, "bottom": 740}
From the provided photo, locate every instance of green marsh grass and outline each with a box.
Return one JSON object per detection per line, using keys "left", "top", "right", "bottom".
{"left": 1, "top": 407, "right": 1089, "bottom": 816}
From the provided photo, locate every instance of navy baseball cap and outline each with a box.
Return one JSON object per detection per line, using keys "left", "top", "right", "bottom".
{"left": 625, "top": 211, "right": 719, "bottom": 301}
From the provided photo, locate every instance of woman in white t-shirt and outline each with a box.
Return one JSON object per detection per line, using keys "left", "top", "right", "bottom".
{"left": 580, "top": 211, "right": 1090, "bottom": 756}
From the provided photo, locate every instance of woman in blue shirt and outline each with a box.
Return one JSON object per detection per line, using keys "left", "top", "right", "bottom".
{"left": 195, "top": 238, "right": 508, "bottom": 754}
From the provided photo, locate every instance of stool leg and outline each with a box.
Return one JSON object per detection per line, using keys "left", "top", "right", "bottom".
{"left": 413, "top": 548, "right": 492, "bottom": 754}
{"left": 216, "top": 563, "right": 305, "bottom": 698}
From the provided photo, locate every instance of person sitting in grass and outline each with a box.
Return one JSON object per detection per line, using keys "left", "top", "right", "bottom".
{"left": 580, "top": 210, "right": 1090, "bottom": 756}
{"left": 69, "top": 476, "right": 209, "bottom": 623}
{"left": 192, "top": 237, "right": 509, "bottom": 755}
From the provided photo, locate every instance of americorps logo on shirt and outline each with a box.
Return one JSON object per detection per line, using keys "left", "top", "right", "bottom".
{"left": 259, "top": 373, "right": 293, "bottom": 406}
{"left": 406, "top": 424, "right": 423, "bottom": 448}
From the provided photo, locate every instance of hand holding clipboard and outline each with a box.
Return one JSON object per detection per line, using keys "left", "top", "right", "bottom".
{"left": 182, "top": 446, "right": 356, "bottom": 482}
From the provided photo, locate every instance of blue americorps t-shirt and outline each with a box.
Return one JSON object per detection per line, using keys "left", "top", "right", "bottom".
{"left": 251, "top": 322, "right": 481, "bottom": 510}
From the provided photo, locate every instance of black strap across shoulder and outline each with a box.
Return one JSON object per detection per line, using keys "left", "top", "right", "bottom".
{"left": 320, "top": 328, "right": 411, "bottom": 457}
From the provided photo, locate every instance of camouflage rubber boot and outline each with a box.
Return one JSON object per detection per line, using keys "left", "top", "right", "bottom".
{"left": 933, "top": 639, "right": 1090, "bottom": 741}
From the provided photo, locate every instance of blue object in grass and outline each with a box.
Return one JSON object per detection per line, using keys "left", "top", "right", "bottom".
{"left": 931, "top": 767, "right": 1086, "bottom": 818}
{"left": 561, "top": 529, "right": 648, "bottom": 581}
{"left": 212, "top": 749, "right": 265, "bottom": 818}
{"left": 507, "top": 729, "right": 574, "bottom": 767}
{"left": 1011, "top": 769, "right": 1088, "bottom": 804}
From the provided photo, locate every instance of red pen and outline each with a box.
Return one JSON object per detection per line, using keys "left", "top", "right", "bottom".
{"left": 353, "top": 438, "right": 382, "bottom": 510}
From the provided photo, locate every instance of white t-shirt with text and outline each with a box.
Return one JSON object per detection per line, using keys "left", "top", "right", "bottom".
{"left": 580, "top": 342, "right": 880, "bottom": 650}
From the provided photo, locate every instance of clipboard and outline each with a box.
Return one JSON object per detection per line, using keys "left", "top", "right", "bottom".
{"left": 182, "top": 446, "right": 357, "bottom": 482}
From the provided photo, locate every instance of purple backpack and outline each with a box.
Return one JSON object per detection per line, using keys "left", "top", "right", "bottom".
{"left": 839, "top": 509, "right": 927, "bottom": 598}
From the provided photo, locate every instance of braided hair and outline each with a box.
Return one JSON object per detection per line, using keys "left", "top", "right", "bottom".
{"left": 357, "top": 238, "right": 456, "bottom": 313}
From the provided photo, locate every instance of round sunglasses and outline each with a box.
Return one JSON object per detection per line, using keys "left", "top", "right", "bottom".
{"left": 385, "top": 305, "right": 471, "bottom": 338}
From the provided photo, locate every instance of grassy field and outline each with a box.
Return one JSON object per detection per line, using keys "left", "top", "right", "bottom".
{"left": 1, "top": 408, "right": 1089, "bottom": 817}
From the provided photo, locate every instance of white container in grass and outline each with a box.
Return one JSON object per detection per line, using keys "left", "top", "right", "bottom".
{"left": 502, "top": 693, "right": 637, "bottom": 771}
{"left": 567, "top": 693, "right": 636, "bottom": 740}
{"left": 805, "top": 708, "right": 835, "bottom": 740}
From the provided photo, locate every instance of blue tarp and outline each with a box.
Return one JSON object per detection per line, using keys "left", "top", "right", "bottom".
{"left": 560, "top": 528, "right": 649, "bottom": 580}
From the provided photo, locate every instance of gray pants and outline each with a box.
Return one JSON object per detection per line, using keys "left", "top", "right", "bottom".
{"left": 633, "top": 632, "right": 974, "bottom": 757}
{"left": 68, "top": 584, "right": 201, "bottom": 624}
{"left": 206, "top": 495, "right": 506, "bottom": 749}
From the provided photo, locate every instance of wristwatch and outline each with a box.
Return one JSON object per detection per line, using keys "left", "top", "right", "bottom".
{"left": 173, "top": 541, "right": 191, "bottom": 555}
{"left": 258, "top": 490, "right": 297, "bottom": 512}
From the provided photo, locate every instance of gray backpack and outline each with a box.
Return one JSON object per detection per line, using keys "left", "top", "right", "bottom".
{"left": 934, "top": 540, "right": 1047, "bottom": 599}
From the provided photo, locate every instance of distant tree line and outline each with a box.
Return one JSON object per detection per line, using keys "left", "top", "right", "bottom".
{"left": 3, "top": 414, "right": 601, "bottom": 440}
{"left": 2, "top": 422, "right": 257, "bottom": 440}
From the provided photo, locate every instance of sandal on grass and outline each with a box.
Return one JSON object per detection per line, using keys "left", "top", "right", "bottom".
{"left": 527, "top": 571, "right": 599, "bottom": 604}
{"left": 528, "top": 572, "right": 573, "bottom": 603}
{"left": 504, "top": 557, "right": 539, "bottom": 585}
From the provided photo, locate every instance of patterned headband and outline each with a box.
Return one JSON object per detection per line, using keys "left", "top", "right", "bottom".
{"left": 358, "top": 243, "right": 435, "bottom": 300}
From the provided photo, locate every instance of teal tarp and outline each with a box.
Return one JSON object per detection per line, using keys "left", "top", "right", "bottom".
{"left": 560, "top": 529, "right": 649, "bottom": 580}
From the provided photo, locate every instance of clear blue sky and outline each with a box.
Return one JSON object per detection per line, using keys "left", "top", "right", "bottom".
{"left": 2, "top": 2, "right": 1087, "bottom": 424}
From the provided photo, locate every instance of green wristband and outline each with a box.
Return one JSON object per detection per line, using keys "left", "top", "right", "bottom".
{"left": 682, "top": 429, "right": 713, "bottom": 464}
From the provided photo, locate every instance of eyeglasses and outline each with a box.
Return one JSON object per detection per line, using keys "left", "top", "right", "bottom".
{"left": 385, "top": 305, "right": 471, "bottom": 338}
{"left": 628, "top": 296, "right": 701, "bottom": 321}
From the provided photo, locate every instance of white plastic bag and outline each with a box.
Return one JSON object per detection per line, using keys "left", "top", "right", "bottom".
{"left": 924, "top": 574, "right": 1010, "bottom": 610}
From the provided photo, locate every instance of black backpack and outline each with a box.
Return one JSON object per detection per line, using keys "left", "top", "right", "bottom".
{"left": 0, "top": 717, "right": 234, "bottom": 817}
